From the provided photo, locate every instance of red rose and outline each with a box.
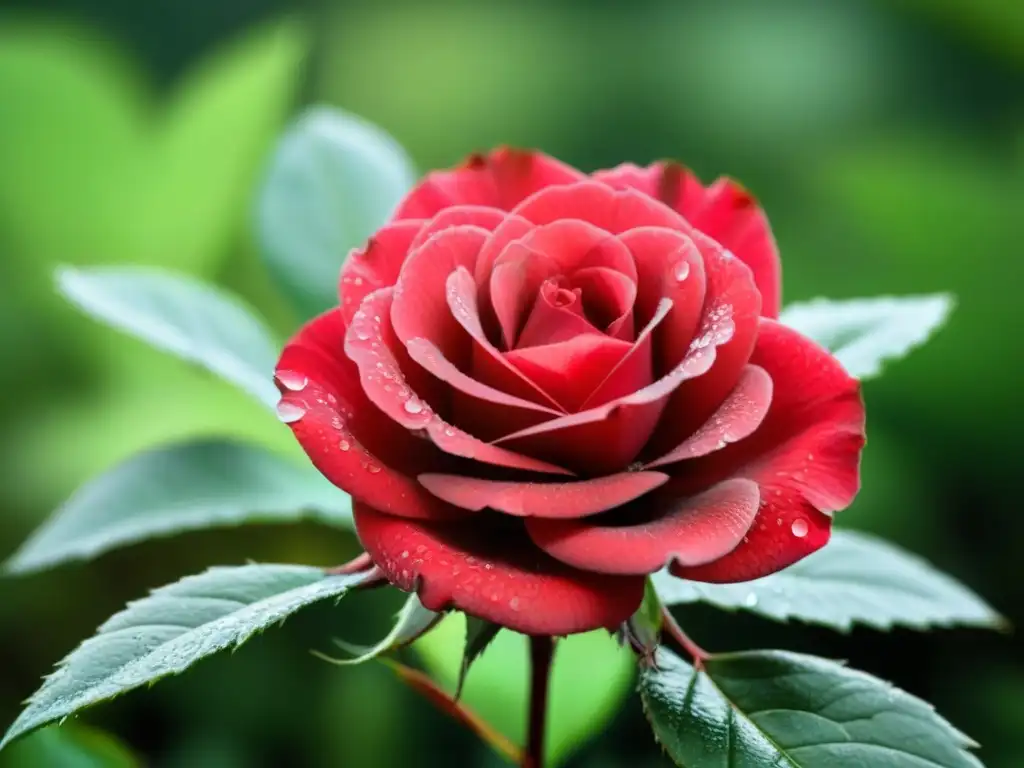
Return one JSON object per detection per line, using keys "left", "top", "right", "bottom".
{"left": 275, "top": 149, "right": 865, "bottom": 636}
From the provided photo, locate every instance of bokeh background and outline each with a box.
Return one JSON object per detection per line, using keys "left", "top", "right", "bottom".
{"left": 1, "top": 0, "right": 1022, "bottom": 765}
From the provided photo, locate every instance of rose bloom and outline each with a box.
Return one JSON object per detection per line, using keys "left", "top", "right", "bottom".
{"left": 275, "top": 149, "right": 865, "bottom": 636}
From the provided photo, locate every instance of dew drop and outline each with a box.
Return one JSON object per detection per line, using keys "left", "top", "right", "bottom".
{"left": 509, "top": 597, "right": 521, "bottom": 611}
{"left": 338, "top": 439, "right": 351, "bottom": 452}
{"left": 276, "top": 370, "right": 308, "bottom": 391}
{"left": 673, "top": 260, "right": 690, "bottom": 282}
{"left": 744, "top": 592, "right": 759, "bottom": 608}
{"left": 355, "top": 329, "right": 371, "bottom": 341}
{"left": 367, "top": 463, "right": 382, "bottom": 474}
{"left": 275, "top": 401, "right": 305, "bottom": 423}
{"left": 791, "top": 518, "right": 809, "bottom": 538}
{"left": 403, "top": 398, "right": 425, "bottom": 415}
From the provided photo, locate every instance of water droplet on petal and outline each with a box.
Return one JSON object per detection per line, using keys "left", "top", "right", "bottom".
{"left": 275, "top": 401, "right": 305, "bottom": 423}
{"left": 673, "top": 260, "right": 690, "bottom": 282}
{"left": 338, "top": 439, "right": 351, "bottom": 452}
{"left": 367, "top": 463, "right": 382, "bottom": 474}
{"left": 276, "top": 370, "right": 308, "bottom": 391}
{"left": 744, "top": 593, "right": 759, "bottom": 608}
{"left": 355, "top": 329, "right": 371, "bottom": 341}
{"left": 791, "top": 518, "right": 809, "bottom": 538}
{"left": 403, "top": 398, "right": 425, "bottom": 415}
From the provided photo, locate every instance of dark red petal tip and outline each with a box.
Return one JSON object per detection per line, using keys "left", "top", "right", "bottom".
{"left": 353, "top": 504, "right": 646, "bottom": 636}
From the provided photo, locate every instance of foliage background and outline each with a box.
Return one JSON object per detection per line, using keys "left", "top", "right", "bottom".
{"left": 0, "top": 0, "right": 1021, "bottom": 765}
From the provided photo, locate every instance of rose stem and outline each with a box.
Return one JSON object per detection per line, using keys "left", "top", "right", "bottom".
{"left": 522, "top": 635, "right": 557, "bottom": 768}
{"left": 660, "top": 606, "right": 710, "bottom": 668}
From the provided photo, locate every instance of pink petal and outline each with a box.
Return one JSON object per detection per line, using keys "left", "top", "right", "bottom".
{"left": 526, "top": 478, "right": 761, "bottom": 575}
{"left": 353, "top": 503, "right": 646, "bottom": 635}
{"left": 339, "top": 220, "right": 423, "bottom": 325}
{"left": 618, "top": 227, "right": 706, "bottom": 363}
{"left": 346, "top": 288, "right": 572, "bottom": 476}
{"left": 409, "top": 205, "right": 508, "bottom": 251}
{"left": 393, "top": 148, "right": 586, "bottom": 220}
{"left": 505, "top": 334, "right": 635, "bottom": 413}
{"left": 594, "top": 162, "right": 782, "bottom": 318}
{"left": 276, "top": 309, "right": 464, "bottom": 520}
{"left": 644, "top": 365, "right": 773, "bottom": 468}
{"left": 391, "top": 225, "right": 489, "bottom": 358}
{"left": 417, "top": 471, "right": 669, "bottom": 518}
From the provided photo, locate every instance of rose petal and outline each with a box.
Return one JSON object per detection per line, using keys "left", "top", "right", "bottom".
{"left": 391, "top": 226, "right": 489, "bottom": 358}
{"left": 339, "top": 220, "right": 423, "bottom": 325}
{"left": 516, "top": 278, "right": 597, "bottom": 348}
{"left": 417, "top": 471, "right": 669, "bottom": 518}
{"left": 489, "top": 220, "right": 629, "bottom": 348}
{"left": 643, "top": 232, "right": 762, "bottom": 456}
{"left": 644, "top": 365, "right": 773, "bottom": 468}
{"left": 409, "top": 205, "right": 508, "bottom": 251}
{"left": 405, "top": 335, "right": 560, "bottom": 439}
{"left": 571, "top": 266, "right": 637, "bottom": 339}
{"left": 509, "top": 180, "right": 692, "bottom": 234}
{"left": 505, "top": 334, "right": 635, "bottom": 413}
{"left": 593, "top": 162, "right": 782, "bottom": 318}
{"left": 447, "top": 268, "right": 565, "bottom": 410}
{"left": 353, "top": 503, "right": 645, "bottom": 635}
{"left": 495, "top": 290, "right": 740, "bottom": 474}
{"left": 580, "top": 298, "right": 671, "bottom": 409}
{"left": 276, "top": 309, "right": 464, "bottom": 520}
{"left": 670, "top": 320, "right": 865, "bottom": 582}
{"left": 525, "top": 478, "right": 761, "bottom": 575}
{"left": 404, "top": 337, "right": 560, "bottom": 417}
{"left": 347, "top": 288, "right": 572, "bottom": 476}
{"left": 617, "top": 227, "right": 706, "bottom": 362}
{"left": 393, "top": 148, "right": 586, "bottom": 220}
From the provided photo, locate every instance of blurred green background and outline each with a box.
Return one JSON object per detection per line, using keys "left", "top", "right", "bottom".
{"left": 0, "top": 0, "right": 1022, "bottom": 765}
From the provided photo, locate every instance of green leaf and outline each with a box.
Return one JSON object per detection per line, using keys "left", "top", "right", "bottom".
{"left": 625, "top": 578, "right": 663, "bottom": 659}
{"left": 414, "top": 614, "right": 634, "bottom": 765}
{"left": 255, "top": 105, "right": 417, "bottom": 318}
{"left": 318, "top": 593, "right": 439, "bottom": 666}
{"left": 639, "top": 648, "right": 982, "bottom": 767}
{"left": 779, "top": 294, "right": 953, "bottom": 380}
{"left": 57, "top": 266, "right": 280, "bottom": 408}
{"left": 0, "top": 565, "right": 370, "bottom": 749}
{"left": 0, "top": 18, "right": 305, "bottom": 275}
{"left": 1, "top": 724, "right": 138, "bottom": 768}
{"left": 457, "top": 617, "right": 502, "bottom": 700}
{"left": 4, "top": 439, "right": 350, "bottom": 576}
{"left": 653, "top": 529, "right": 1002, "bottom": 632}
